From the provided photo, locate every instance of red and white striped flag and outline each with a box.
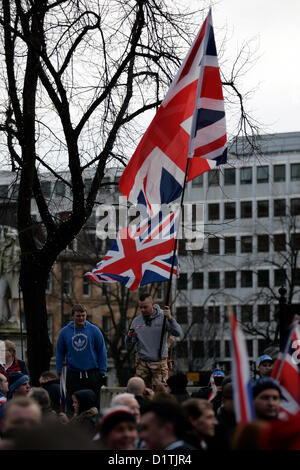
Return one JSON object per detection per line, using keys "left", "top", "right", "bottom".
{"left": 59, "top": 365, "right": 67, "bottom": 413}
{"left": 229, "top": 307, "right": 254, "bottom": 423}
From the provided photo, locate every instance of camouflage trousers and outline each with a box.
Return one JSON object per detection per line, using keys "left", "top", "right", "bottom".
{"left": 135, "top": 357, "right": 169, "bottom": 390}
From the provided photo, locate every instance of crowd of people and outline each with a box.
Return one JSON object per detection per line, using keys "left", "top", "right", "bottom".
{"left": 0, "top": 296, "right": 299, "bottom": 451}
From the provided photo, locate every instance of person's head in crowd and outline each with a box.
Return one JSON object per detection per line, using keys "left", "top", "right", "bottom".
{"left": 257, "top": 355, "right": 273, "bottom": 378}
{"left": 210, "top": 369, "right": 225, "bottom": 391}
{"left": 111, "top": 393, "right": 140, "bottom": 424}
{"left": 221, "top": 382, "right": 234, "bottom": 415}
{"left": 8, "top": 372, "right": 30, "bottom": 397}
{"left": 39, "top": 371, "right": 58, "bottom": 385}
{"left": 182, "top": 398, "right": 218, "bottom": 440}
{"left": 252, "top": 377, "right": 281, "bottom": 421}
{"left": 28, "top": 387, "right": 52, "bottom": 414}
{"left": 1, "top": 397, "right": 41, "bottom": 439}
{"left": 98, "top": 406, "right": 137, "bottom": 450}
{"left": 4, "top": 340, "right": 17, "bottom": 365}
{"left": 138, "top": 294, "right": 154, "bottom": 317}
{"left": 126, "top": 376, "right": 146, "bottom": 396}
{"left": 231, "top": 420, "right": 269, "bottom": 450}
{"left": 139, "top": 396, "right": 189, "bottom": 450}
{"left": 0, "top": 373, "right": 9, "bottom": 396}
{"left": 167, "top": 372, "right": 188, "bottom": 392}
{"left": 72, "top": 389, "right": 98, "bottom": 416}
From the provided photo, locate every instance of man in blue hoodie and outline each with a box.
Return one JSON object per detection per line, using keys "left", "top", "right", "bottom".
{"left": 56, "top": 304, "right": 107, "bottom": 413}
{"left": 126, "top": 294, "right": 183, "bottom": 389}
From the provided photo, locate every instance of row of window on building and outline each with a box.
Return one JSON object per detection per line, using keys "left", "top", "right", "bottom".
{"left": 205, "top": 197, "right": 300, "bottom": 221}
{"left": 191, "top": 163, "right": 300, "bottom": 187}
{"left": 177, "top": 268, "right": 300, "bottom": 290}
{"left": 179, "top": 232, "right": 300, "bottom": 256}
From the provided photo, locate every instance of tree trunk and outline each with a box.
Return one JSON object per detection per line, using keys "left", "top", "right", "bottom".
{"left": 19, "top": 257, "right": 53, "bottom": 385}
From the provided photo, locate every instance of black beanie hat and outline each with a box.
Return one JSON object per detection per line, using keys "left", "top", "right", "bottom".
{"left": 252, "top": 377, "right": 281, "bottom": 398}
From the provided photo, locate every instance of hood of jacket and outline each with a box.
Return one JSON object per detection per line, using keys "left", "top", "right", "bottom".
{"left": 73, "top": 389, "right": 97, "bottom": 413}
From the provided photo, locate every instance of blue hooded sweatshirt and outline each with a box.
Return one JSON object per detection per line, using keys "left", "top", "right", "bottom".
{"left": 56, "top": 320, "right": 107, "bottom": 375}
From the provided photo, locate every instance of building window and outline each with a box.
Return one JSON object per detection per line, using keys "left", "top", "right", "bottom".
{"left": 11, "top": 184, "right": 19, "bottom": 199}
{"left": 274, "top": 164, "right": 285, "bottom": 182}
{"left": 192, "top": 272, "right": 203, "bottom": 289}
{"left": 291, "top": 163, "right": 300, "bottom": 181}
{"left": 257, "top": 305, "right": 270, "bottom": 322}
{"left": 274, "top": 199, "right": 286, "bottom": 217}
{"left": 224, "top": 168, "right": 236, "bottom": 185}
{"left": 176, "top": 307, "right": 188, "bottom": 324}
{"left": 83, "top": 277, "right": 91, "bottom": 296}
{"left": 192, "top": 174, "right": 203, "bottom": 187}
{"left": 41, "top": 181, "right": 51, "bottom": 197}
{"left": 208, "top": 272, "right": 220, "bottom": 289}
{"left": 257, "top": 166, "right": 269, "bottom": 183}
{"left": 274, "top": 234, "right": 286, "bottom": 251}
{"left": 257, "top": 270, "right": 269, "bottom": 287}
{"left": 208, "top": 170, "right": 219, "bottom": 186}
{"left": 192, "top": 341, "right": 204, "bottom": 358}
{"left": 224, "top": 236, "right": 236, "bottom": 254}
{"left": 291, "top": 198, "right": 300, "bottom": 216}
{"left": 240, "top": 167, "right": 252, "bottom": 184}
{"left": 241, "top": 271, "right": 252, "bottom": 288}
{"left": 224, "top": 271, "right": 236, "bottom": 288}
{"left": 241, "top": 305, "right": 253, "bottom": 323}
{"left": 257, "top": 235, "right": 269, "bottom": 252}
{"left": 295, "top": 269, "right": 300, "bottom": 286}
{"left": 247, "top": 340, "right": 253, "bottom": 357}
{"left": 208, "top": 340, "right": 220, "bottom": 358}
{"left": 156, "top": 283, "right": 164, "bottom": 301}
{"left": 55, "top": 181, "right": 66, "bottom": 197}
{"left": 177, "top": 273, "right": 187, "bottom": 290}
{"left": 225, "top": 340, "right": 230, "bottom": 357}
{"left": 208, "top": 203, "right": 219, "bottom": 220}
{"left": 275, "top": 269, "right": 286, "bottom": 286}
{"left": 177, "top": 341, "right": 188, "bottom": 358}
{"left": 208, "top": 237, "right": 220, "bottom": 254}
{"left": 46, "top": 272, "right": 53, "bottom": 295}
{"left": 62, "top": 269, "right": 72, "bottom": 295}
{"left": 102, "top": 316, "right": 110, "bottom": 336}
{"left": 224, "top": 202, "right": 236, "bottom": 219}
{"left": 241, "top": 236, "right": 252, "bottom": 253}
{"left": 241, "top": 201, "right": 252, "bottom": 218}
{"left": 192, "top": 306, "right": 204, "bottom": 323}
{"left": 292, "top": 233, "right": 300, "bottom": 250}
{"left": 178, "top": 239, "right": 187, "bottom": 256}
{"left": 257, "top": 200, "right": 269, "bottom": 218}
{"left": 208, "top": 306, "right": 220, "bottom": 323}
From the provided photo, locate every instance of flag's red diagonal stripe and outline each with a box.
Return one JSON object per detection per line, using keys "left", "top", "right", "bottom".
{"left": 177, "top": 18, "right": 207, "bottom": 83}
{"left": 193, "top": 134, "right": 227, "bottom": 157}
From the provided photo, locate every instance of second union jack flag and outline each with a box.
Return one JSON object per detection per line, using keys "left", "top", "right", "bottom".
{"left": 85, "top": 209, "right": 179, "bottom": 291}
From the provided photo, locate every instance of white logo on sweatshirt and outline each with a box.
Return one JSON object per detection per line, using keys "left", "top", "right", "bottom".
{"left": 72, "top": 334, "right": 88, "bottom": 352}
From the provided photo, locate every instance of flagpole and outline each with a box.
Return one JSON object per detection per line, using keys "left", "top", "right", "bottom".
{"left": 158, "top": 9, "right": 212, "bottom": 359}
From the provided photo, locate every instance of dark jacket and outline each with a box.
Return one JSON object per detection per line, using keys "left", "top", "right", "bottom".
{"left": 41, "top": 380, "right": 61, "bottom": 413}
{"left": 0, "top": 357, "right": 29, "bottom": 379}
{"left": 70, "top": 389, "right": 100, "bottom": 436}
{"left": 191, "top": 387, "right": 222, "bottom": 413}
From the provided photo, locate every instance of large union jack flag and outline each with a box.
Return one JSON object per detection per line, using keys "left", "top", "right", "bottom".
{"left": 85, "top": 209, "right": 179, "bottom": 290}
{"left": 119, "top": 8, "right": 227, "bottom": 212}
{"left": 271, "top": 316, "right": 300, "bottom": 419}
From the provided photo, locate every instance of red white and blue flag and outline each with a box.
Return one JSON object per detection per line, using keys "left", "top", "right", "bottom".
{"left": 119, "top": 9, "right": 227, "bottom": 212}
{"left": 85, "top": 209, "right": 179, "bottom": 291}
{"left": 208, "top": 375, "right": 218, "bottom": 402}
{"left": 229, "top": 308, "right": 254, "bottom": 423}
{"left": 271, "top": 317, "right": 300, "bottom": 419}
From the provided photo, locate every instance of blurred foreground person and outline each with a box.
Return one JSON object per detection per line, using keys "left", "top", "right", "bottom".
{"left": 0, "top": 397, "right": 41, "bottom": 449}
{"left": 166, "top": 372, "right": 190, "bottom": 404}
{"left": 259, "top": 411, "right": 300, "bottom": 450}
{"left": 139, "top": 397, "right": 196, "bottom": 450}
{"left": 8, "top": 371, "right": 30, "bottom": 398}
{"left": 96, "top": 406, "right": 137, "bottom": 450}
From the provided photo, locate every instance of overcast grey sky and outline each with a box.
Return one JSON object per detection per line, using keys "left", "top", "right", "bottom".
{"left": 212, "top": 0, "right": 300, "bottom": 135}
